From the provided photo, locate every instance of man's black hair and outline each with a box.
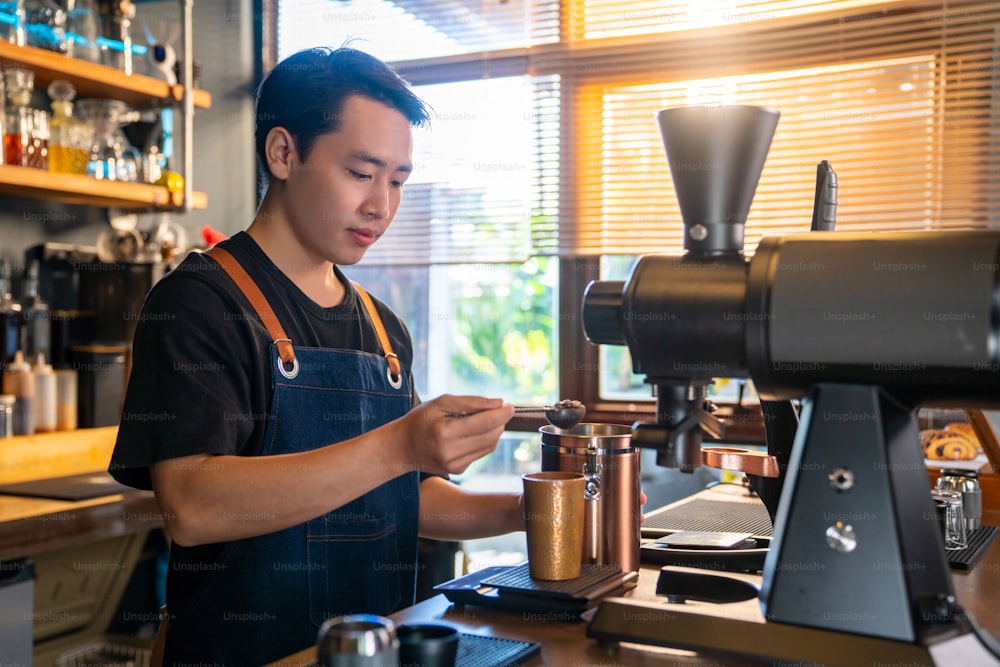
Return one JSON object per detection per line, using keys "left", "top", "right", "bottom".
{"left": 254, "top": 46, "right": 431, "bottom": 187}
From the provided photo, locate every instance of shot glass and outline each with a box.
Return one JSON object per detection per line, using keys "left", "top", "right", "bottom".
{"left": 931, "top": 489, "right": 968, "bottom": 550}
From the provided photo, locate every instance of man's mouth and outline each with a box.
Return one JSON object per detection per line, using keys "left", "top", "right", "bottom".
{"left": 348, "top": 228, "right": 380, "bottom": 247}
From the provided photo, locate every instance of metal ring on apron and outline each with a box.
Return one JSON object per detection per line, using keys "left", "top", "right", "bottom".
{"left": 277, "top": 353, "right": 300, "bottom": 379}
{"left": 386, "top": 365, "right": 402, "bottom": 390}
{"left": 274, "top": 339, "right": 299, "bottom": 379}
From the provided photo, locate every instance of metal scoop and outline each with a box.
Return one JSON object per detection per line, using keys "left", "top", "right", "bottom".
{"left": 513, "top": 400, "right": 586, "bottom": 429}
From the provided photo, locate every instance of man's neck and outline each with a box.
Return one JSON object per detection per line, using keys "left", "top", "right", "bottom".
{"left": 247, "top": 197, "right": 346, "bottom": 308}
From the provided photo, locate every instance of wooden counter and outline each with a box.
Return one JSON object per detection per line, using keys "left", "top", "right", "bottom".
{"left": 0, "top": 427, "right": 165, "bottom": 665}
{"left": 271, "top": 537, "right": 1000, "bottom": 667}
{"left": 0, "top": 426, "right": 161, "bottom": 560}
{"left": 0, "top": 489, "right": 161, "bottom": 562}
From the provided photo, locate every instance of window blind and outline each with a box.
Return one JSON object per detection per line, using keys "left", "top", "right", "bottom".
{"left": 275, "top": 0, "right": 1000, "bottom": 263}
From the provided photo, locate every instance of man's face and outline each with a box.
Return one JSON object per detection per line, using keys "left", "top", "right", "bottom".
{"left": 282, "top": 94, "right": 413, "bottom": 266}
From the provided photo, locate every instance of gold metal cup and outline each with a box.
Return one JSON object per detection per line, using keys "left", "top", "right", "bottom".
{"left": 522, "top": 471, "right": 586, "bottom": 580}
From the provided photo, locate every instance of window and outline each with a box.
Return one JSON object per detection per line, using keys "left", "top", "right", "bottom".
{"left": 272, "top": 0, "right": 1000, "bottom": 407}
{"left": 273, "top": 0, "right": 999, "bottom": 572}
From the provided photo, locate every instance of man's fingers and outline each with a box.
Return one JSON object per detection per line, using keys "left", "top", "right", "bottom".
{"left": 443, "top": 404, "right": 514, "bottom": 434}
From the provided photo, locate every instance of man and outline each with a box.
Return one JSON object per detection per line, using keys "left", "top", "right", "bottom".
{"left": 110, "top": 46, "right": 522, "bottom": 665}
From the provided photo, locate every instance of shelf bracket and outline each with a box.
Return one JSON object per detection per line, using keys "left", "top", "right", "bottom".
{"left": 179, "top": 0, "right": 195, "bottom": 214}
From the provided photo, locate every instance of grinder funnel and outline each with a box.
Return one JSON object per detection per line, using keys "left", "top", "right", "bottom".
{"left": 657, "top": 105, "right": 779, "bottom": 256}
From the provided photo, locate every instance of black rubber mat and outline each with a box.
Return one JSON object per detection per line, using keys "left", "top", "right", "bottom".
{"left": 642, "top": 496, "right": 773, "bottom": 538}
{"left": 947, "top": 525, "right": 998, "bottom": 571}
{"left": 480, "top": 563, "right": 622, "bottom": 599}
{"left": 456, "top": 633, "right": 541, "bottom": 667}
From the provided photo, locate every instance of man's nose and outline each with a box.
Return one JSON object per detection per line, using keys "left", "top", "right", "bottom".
{"left": 362, "top": 185, "right": 390, "bottom": 219}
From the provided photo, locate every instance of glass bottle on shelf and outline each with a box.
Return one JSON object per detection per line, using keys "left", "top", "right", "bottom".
{"left": 3, "top": 68, "right": 32, "bottom": 168}
{"left": 101, "top": 0, "right": 136, "bottom": 75}
{"left": 19, "top": 259, "right": 50, "bottom": 363}
{"left": 3, "top": 67, "right": 49, "bottom": 170}
{"left": 27, "top": 107, "right": 49, "bottom": 169}
{"left": 0, "top": 70, "right": 5, "bottom": 166}
{"left": 47, "top": 80, "right": 93, "bottom": 175}
{"left": 3, "top": 0, "right": 27, "bottom": 46}
{"left": 0, "top": 261, "right": 23, "bottom": 370}
{"left": 65, "top": 0, "right": 100, "bottom": 63}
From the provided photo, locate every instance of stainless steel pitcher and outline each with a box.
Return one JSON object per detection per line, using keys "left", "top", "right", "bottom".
{"left": 540, "top": 423, "right": 641, "bottom": 574}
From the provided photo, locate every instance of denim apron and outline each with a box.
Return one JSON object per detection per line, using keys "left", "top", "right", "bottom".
{"left": 163, "top": 247, "right": 418, "bottom": 666}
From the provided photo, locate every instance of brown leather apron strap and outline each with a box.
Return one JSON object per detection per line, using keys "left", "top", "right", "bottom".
{"left": 353, "top": 282, "right": 402, "bottom": 382}
{"left": 205, "top": 246, "right": 296, "bottom": 369}
{"left": 205, "top": 246, "right": 401, "bottom": 385}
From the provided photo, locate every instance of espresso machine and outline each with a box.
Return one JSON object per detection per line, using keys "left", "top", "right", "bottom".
{"left": 582, "top": 105, "right": 1000, "bottom": 664}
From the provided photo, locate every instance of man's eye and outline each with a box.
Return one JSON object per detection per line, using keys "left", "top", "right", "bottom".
{"left": 349, "top": 170, "right": 371, "bottom": 181}
{"left": 391, "top": 180, "right": 404, "bottom": 188}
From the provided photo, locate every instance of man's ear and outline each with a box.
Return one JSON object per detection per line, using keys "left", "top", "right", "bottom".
{"left": 264, "top": 127, "right": 297, "bottom": 181}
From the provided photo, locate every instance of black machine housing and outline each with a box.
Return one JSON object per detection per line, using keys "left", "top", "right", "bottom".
{"left": 581, "top": 104, "right": 1000, "bottom": 662}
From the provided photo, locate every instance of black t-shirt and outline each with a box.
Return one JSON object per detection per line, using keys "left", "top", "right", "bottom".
{"left": 109, "top": 231, "right": 415, "bottom": 490}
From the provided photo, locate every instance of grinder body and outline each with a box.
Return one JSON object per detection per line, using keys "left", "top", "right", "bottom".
{"left": 585, "top": 230, "right": 1000, "bottom": 408}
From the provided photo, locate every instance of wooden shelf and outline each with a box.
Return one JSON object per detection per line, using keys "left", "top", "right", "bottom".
{"left": 0, "top": 426, "right": 119, "bottom": 485}
{"left": 0, "top": 42, "right": 210, "bottom": 210}
{"left": 0, "top": 41, "right": 211, "bottom": 109}
{"left": 0, "top": 164, "right": 207, "bottom": 210}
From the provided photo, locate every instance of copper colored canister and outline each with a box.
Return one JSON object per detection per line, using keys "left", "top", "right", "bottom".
{"left": 540, "top": 423, "right": 641, "bottom": 574}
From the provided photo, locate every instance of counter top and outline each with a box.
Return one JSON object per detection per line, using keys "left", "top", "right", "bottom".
{"left": 0, "top": 426, "right": 161, "bottom": 561}
{"left": 0, "top": 489, "right": 160, "bottom": 561}
{"left": 271, "top": 537, "right": 1000, "bottom": 667}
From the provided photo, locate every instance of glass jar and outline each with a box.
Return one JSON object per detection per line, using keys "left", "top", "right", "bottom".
{"left": 47, "top": 80, "right": 93, "bottom": 175}
{"left": 2, "top": 0, "right": 27, "bottom": 46}
{"left": 65, "top": 0, "right": 100, "bottom": 63}
{"left": 22, "top": 0, "right": 68, "bottom": 54}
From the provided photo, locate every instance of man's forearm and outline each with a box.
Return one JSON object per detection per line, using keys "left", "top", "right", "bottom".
{"left": 151, "top": 433, "right": 412, "bottom": 547}
{"left": 418, "top": 476, "right": 524, "bottom": 541}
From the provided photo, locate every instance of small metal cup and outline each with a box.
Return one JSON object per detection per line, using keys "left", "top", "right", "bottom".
{"left": 522, "top": 471, "right": 586, "bottom": 580}
{"left": 316, "top": 614, "right": 399, "bottom": 667}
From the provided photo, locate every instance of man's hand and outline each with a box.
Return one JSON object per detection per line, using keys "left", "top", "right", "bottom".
{"left": 391, "top": 395, "right": 514, "bottom": 475}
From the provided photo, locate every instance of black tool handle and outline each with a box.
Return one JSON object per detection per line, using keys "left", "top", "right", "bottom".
{"left": 810, "top": 159, "right": 837, "bottom": 231}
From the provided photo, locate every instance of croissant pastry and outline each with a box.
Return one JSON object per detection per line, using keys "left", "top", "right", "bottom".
{"left": 920, "top": 424, "right": 981, "bottom": 461}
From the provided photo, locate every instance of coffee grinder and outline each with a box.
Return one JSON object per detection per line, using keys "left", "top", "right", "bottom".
{"left": 582, "top": 105, "right": 1000, "bottom": 664}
